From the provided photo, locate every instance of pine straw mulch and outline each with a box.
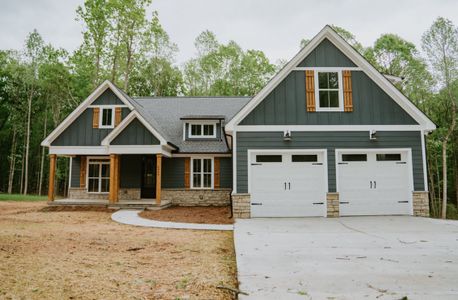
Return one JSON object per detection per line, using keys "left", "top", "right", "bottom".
{"left": 139, "top": 206, "right": 234, "bottom": 225}
{"left": 0, "top": 201, "right": 237, "bottom": 300}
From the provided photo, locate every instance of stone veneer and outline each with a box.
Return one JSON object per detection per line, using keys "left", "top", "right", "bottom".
{"left": 326, "top": 192, "right": 339, "bottom": 217}
{"left": 118, "top": 188, "right": 141, "bottom": 201}
{"left": 161, "top": 188, "right": 231, "bottom": 206}
{"left": 232, "top": 193, "right": 251, "bottom": 219}
{"left": 68, "top": 187, "right": 108, "bottom": 200}
{"left": 412, "top": 191, "right": 430, "bottom": 217}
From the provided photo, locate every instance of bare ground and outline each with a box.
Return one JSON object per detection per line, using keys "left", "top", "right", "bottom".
{"left": 139, "top": 206, "right": 234, "bottom": 225}
{"left": 0, "top": 201, "right": 237, "bottom": 300}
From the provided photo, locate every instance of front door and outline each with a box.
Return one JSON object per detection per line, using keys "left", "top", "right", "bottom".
{"left": 141, "top": 156, "right": 156, "bottom": 199}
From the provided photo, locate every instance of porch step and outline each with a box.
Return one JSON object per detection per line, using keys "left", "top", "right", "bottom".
{"left": 108, "top": 200, "right": 172, "bottom": 210}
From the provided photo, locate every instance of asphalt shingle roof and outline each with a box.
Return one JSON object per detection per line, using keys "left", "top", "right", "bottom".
{"left": 130, "top": 97, "right": 251, "bottom": 153}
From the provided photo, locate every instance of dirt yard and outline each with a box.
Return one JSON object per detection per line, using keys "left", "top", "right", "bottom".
{"left": 139, "top": 206, "right": 234, "bottom": 224}
{"left": 0, "top": 201, "right": 237, "bottom": 300}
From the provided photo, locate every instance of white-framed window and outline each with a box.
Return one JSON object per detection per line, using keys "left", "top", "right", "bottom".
{"left": 191, "top": 157, "right": 213, "bottom": 189}
{"left": 315, "top": 71, "right": 343, "bottom": 111}
{"left": 87, "top": 158, "right": 110, "bottom": 193}
{"left": 188, "top": 122, "right": 216, "bottom": 138}
{"left": 99, "top": 107, "right": 115, "bottom": 128}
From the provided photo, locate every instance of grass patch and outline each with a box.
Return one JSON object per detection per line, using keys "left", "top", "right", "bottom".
{"left": 0, "top": 193, "right": 47, "bottom": 202}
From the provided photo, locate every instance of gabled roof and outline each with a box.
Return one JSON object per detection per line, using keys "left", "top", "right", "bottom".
{"left": 41, "top": 80, "right": 135, "bottom": 147}
{"left": 132, "top": 97, "right": 251, "bottom": 153}
{"left": 225, "top": 25, "right": 436, "bottom": 132}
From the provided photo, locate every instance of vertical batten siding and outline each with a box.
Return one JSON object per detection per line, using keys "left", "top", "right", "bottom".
{"left": 162, "top": 157, "right": 185, "bottom": 188}
{"left": 219, "top": 157, "right": 233, "bottom": 188}
{"left": 240, "top": 71, "right": 417, "bottom": 126}
{"left": 297, "top": 38, "right": 357, "bottom": 68}
{"left": 111, "top": 118, "right": 160, "bottom": 145}
{"left": 236, "top": 131, "right": 424, "bottom": 193}
{"left": 52, "top": 107, "right": 130, "bottom": 146}
{"left": 92, "top": 89, "right": 125, "bottom": 105}
{"left": 70, "top": 156, "right": 81, "bottom": 187}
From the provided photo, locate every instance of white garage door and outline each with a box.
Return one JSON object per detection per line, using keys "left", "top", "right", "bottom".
{"left": 337, "top": 150, "right": 413, "bottom": 216}
{"left": 250, "top": 151, "right": 327, "bottom": 217}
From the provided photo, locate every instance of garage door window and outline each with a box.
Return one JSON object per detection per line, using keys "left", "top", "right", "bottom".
{"left": 292, "top": 155, "right": 318, "bottom": 162}
{"left": 376, "top": 154, "right": 401, "bottom": 161}
{"left": 256, "top": 155, "right": 282, "bottom": 163}
{"left": 342, "top": 154, "right": 367, "bottom": 161}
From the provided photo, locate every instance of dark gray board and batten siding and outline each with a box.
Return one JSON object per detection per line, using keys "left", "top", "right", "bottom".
{"left": 235, "top": 131, "right": 425, "bottom": 193}
{"left": 111, "top": 119, "right": 160, "bottom": 145}
{"left": 92, "top": 89, "right": 126, "bottom": 105}
{"left": 297, "top": 38, "right": 356, "bottom": 68}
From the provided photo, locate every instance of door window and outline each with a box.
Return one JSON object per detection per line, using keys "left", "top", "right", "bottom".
{"left": 292, "top": 154, "right": 318, "bottom": 162}
{"left": 256, "top": 155, "right": 282, "bottom": 163}
{"left": 342, "top": 154, "right": 367, "bottom": 162}
{"left": 376, "top": 154, "right": 401, "bottom": 161}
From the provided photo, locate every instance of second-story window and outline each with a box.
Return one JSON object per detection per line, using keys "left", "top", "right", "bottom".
{"left": 100, "top": 107, "right": 114, "bottom": 128}
{"left": 189, "top": 123, "right": 216, "bottom": 138}
{"left": 316, "top": 71, "right": 342, "bottom": 111}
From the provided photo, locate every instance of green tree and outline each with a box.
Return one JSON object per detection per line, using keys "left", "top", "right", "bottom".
{"left": 422, "top": 17, "right": 458, "bottom": 218}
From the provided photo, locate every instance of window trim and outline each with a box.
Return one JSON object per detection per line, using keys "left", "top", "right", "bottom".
{"left": 314, "top": 70, "right": 344, "bottom": 112}
{"left": 190, "top": 157, "right": 214, "bottom": 189}
{"left": 99, "top": 106, "right": 116, "bottom": 129}
{"left": 86, "top": 157, "right": 110, "bottom": 194}
{"left": 187, "top": 121, "right": 217, "bottom": 139}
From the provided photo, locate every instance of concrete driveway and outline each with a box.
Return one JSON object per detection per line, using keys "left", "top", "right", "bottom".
{"left": 234, "top": 217, "right": 458, "bottom": 299}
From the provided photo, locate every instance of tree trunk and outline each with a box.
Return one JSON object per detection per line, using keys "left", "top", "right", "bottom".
{"left": 38, "top": 109, "right": 48, "bottom": 195}
{"left": 23, "top": 87, "right": 33, "bottom": 195}
{"left": 7, "top": 128, "right": 17, "bottom": 194}
{"left": 441, "top": 101, "right": 457, "bottom": 219}
{"left": 19, "top": 139, "right": 25, "bottom": 194}
{"left": 428, "top": 157, "right": 436, "bottom": 216}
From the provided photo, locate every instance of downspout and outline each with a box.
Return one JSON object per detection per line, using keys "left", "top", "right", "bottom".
{"left": 223, "top": 125, "right": 234, "bottom": 219}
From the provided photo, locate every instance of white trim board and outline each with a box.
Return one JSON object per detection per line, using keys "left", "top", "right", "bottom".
{"left": 236, "top": 125, "right": 424, "bottom": 132}
{"left": 49, "top": 145, "right": 172, "bottom": 156}
{"left": 225, "top": 26, "right": 436, "bottom": 132}
{"left": 41, "top": 80, "right": 134, "bottom": 147}
{"left": 101, "top": 110, "right": 169, "bottom": 147}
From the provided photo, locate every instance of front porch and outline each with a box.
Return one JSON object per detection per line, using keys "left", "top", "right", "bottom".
{"left": 48, "top": 153, "right": 165, "bottom": 206}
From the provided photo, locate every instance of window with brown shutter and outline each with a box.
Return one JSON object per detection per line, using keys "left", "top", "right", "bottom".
{"left": 342, "top": 70, "right": 353, "bottom": 112}
{"left": 184, "top": 158, "right": 190, "bottom": 189}
{"left": 92, "top": 108, "right": 100, "bottom": 128}
{"left": 214, "top": 157, "right": 220, "bottom": 189}
{"left": 80, "top": 156, "right": 87, "bottom": 188}
{"left": 305, "top": 70, "right": 316, "bottom": 112}
{"left": 115, "top": 107, "right": 122, "bottom": 126}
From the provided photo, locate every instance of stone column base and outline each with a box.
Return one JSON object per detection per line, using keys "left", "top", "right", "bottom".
{"left": 327, "top": 192, "right": 339, "bottom": 217}
{"left": 413, "top": 191, "right": 430, "bottom": 217}
{"left": 232, "top": 193, "right": 251, "bottom": 219}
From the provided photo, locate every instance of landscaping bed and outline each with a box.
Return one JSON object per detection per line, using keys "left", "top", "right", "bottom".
{"left": 0, "top": 201, "right": 237, "bottom": 299}
{"left": 139, "top": 206, "right": 234, "bottom": 224}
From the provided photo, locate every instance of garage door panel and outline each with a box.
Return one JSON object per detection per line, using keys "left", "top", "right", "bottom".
{"left": 338, "top": 151, "right": 412, "bottom": 216}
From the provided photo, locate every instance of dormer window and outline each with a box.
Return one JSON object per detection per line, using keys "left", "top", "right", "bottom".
{"left": 315, "top": 71, "right": 343, "bottom": 111}
{"left": 188, "top": 122, "right": 216, "bottom": 138}
{"left": 100, "top": 107, "right": 114, "bottom": 128}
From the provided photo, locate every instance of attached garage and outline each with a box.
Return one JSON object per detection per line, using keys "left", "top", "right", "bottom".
{"left": 337, "top": 149, "right": 413, "bottom": 216}
{"left": 249, "top": 150, "right": 327, "bottom": 217}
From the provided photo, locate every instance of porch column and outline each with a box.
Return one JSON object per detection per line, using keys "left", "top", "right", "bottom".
{"left": 48, "top": 154, "right": 57, "bottom": 201}
{"left": 156, "top": 154, "right": 162, "bottom": 205}
{"left": 109, "top": 154, "right": 119, "bottom": 203}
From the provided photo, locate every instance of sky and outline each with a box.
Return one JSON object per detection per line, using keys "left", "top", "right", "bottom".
{"left": 1, "top": 0, "right": 458, "bottom": 65}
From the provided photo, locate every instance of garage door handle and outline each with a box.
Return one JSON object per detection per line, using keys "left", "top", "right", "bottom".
{"left": 312, "top": 163, "right": 323, "bottom": 165}
{"left": 288, "top": 182, "right": 291, "bottom": 190}
{"left": 340, "top": 201, "right": 349, "bottom": 204}
{"left": 398, "top": 201, "right": 409, "bottom": 203}
{"left": 396, "top": 162, "right": 407, "bottom": 164}
{"left": 251, "top": 163, "right": 262, "bottom": 166}
{"left": 338, "top": 162, "right": 348, "bottom": 165}
{"left": 251, "top": 203, "right": 263, "bottom": 206}
{"left": 313, "top": 202, "right": 324, "bottom": 205}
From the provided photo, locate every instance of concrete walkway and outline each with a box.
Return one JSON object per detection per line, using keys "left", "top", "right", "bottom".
{"left": 234, "top": 216, "right": 458, "bottom": 299}
{"left": 111, "top": 209, "right": 233, "bottom": 231}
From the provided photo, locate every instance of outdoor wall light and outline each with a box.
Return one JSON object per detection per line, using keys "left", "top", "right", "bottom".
{"left": 284, "top": 130, "right": 292, "bottom": 141}
{"left": 369, "top": 130, "right": 377, "bottom": 140}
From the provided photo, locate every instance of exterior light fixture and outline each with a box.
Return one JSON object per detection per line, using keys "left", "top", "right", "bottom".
{"left": 284, "top": 130, "right": 292, "bottom": 141}
{"left": 369, "top": 130, "right": 377, "bottom": 140}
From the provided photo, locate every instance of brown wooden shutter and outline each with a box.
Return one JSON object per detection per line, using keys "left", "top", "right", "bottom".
{"left": 115, "top": 107, "right": 122, "bottom": 126}
{"left": 80, "top": 156, "right": 87, "bottom": 188}
{"left": 342, "top": 70, "right": 353, "bottom": 112}
{"left": 305, "top": 70, "right": 316, "bottom": 112}
{"left": 184, "top": 158, "right": 190, "bottom": 189}
{"left": 92, "top": 107, "right": 100, "bottom": 128}
{"left": 214, "top": 158, "right": 220, "bottom": 189}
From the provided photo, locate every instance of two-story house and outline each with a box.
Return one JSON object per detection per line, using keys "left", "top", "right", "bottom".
{"left": 42, "top": 26, "right": 436, "bottom": 218}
